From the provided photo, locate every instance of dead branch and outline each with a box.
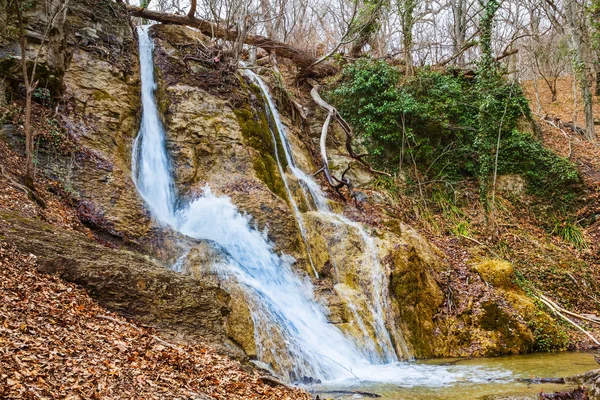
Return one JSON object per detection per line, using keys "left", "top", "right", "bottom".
{"left": 308, "top": 83, "right": 391, "bottom": 178}
{"left": 311, "top": 89, "right": 352, "bottom": 199}
{"left": 540, "top": 295, "right": 600, "bottom": 327}
{"left": 125, "top": 5, "right": 337, "bottom": 77}
{"left": 537, "top": 295, "right": 600, "bottom": 345}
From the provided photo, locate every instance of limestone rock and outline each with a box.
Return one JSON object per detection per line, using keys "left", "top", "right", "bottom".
{"left": 0, "top": 209, "right": 244, "bottom": 358}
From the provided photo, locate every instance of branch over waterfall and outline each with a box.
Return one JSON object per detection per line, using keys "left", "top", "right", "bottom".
{"left": 125, "top": 5, "right": 337, "bottom": 78}
{"left": 310, "top": 85, "right": 353, "bottom": 199}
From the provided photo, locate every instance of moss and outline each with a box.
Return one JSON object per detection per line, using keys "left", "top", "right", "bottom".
{"left": 474, "top": 259, "right": 516, "bottom": 290}
{"left": 234, "top": 104, "right": 287, "bottom": 201}
{"left": 479, "top": 301, "right": 512, "bottom": 332}
{"left": 154, "top": 67, "right": 170, "bottom": 117}
{"left": 389, "top": 247, "right": 444, "bottom": 357}
{"left": 92, "top": 89, "right": 115, "bottom": 102}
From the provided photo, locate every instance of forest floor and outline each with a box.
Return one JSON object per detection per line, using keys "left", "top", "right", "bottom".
{"left": 522, "top": 77, "right": 600, "bottom": 242}
{"left": 0, "top": 103, "right": 310, "bottom": 400}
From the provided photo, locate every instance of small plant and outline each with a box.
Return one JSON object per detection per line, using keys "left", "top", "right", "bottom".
{"left": 372, "top": 175, "right": 401, "bottom": 201}
{"left": 451, "top": 221, "right": 471, "bottom": 237}
{"left": 33, "top": 87, "right": 52, "bottom": 105}
{"left": 550, "top": 219, "right": 588, "bottom": 249}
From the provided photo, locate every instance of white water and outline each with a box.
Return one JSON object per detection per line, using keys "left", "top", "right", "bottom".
{"left": 242, "top": 68, "right": 405, "bottom": 362}
{"left": 132, "top": 27, "right": 511, "bottom": 387}
{"left": 132, "top": 27, "right": 177, "bottom": 226}
{"left": 242, "top": 68, "right": 319, "bottom": 278}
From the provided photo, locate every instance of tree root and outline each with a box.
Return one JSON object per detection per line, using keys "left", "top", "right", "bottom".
{"left": 308, "top": 83, "right": 391, "bottom": 200}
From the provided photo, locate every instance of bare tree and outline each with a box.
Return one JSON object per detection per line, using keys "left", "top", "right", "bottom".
{"left": 12, "top": 0, "right": 69, "bottom": 188}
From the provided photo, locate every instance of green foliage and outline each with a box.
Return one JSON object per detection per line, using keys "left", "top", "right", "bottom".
{"left": 327, "top": 59, "right": 581, "bottom": 202}
{"left": 550, "top": 219, "right": 588, "bottom": 249}
{"left": 33, "top": 87, "right": 51, "bottom": 105}
{"left": 527, "top": 312, "right": 570, "bottom": 352}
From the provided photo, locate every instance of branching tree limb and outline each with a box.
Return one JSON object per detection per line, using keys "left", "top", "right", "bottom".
{"left": 309, "top": 83, "right": 391, "bottom": 177}
{"left": 125, "top": 5, "right": 337, "bottom": 77}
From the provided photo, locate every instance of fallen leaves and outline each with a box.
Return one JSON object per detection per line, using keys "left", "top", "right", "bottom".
{"left": 0, "top": 241, "right": 310, "bottom": 399}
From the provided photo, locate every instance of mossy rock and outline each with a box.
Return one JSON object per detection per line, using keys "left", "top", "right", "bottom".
{"left": 474, "top": 259, "right": 516, "bottom": 290}
{"left": 234, "top": 104, "right": 287, "bottom": 201}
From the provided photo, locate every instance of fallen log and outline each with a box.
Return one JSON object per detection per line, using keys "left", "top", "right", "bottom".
{"left": 125, "top": 5, "right": 337, "bottom": 77}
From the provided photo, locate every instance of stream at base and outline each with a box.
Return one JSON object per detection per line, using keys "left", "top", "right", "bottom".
{"left": 310, "top": 351, "right": 597, "bottom": 399}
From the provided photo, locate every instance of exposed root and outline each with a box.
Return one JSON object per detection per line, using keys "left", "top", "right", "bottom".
{"left": 308, "top": 82, "right": 391, "bottom": 183}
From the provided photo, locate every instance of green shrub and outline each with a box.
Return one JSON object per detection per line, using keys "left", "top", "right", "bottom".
{"left": 327, "top": 59, "right": 580, "bottom": 202}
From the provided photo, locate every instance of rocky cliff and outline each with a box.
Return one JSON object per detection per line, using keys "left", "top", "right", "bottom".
{"left": 0, "top": 0, "right": 579, "bottom": 375}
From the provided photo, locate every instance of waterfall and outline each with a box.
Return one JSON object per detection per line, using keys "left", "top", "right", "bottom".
{"left": 132, "top": 27, "right": 177, "bottom": 226}
{"left": 242, "top": 68, "right": 407, "bottom": 362}
{"left": 132, "top": 27, "right": 510, "bottom": 387}
{"left": 242, "top": 68, "right": 319, "bottom": 278}
{"left": 133, "top": 25, "right": 373, "bottom": 383}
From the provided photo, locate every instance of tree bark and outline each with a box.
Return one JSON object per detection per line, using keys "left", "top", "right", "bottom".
{"left": 125, "top": 5, "right": 337, "bottom": 77}
{"left": 187, "top": 0, "right": 196, "bottom": 17}
{"left": 452, "top": 0, "right": 467, "bottom": 65}
{"left": 563, "top": 0, "right": 596, "bottom": 141}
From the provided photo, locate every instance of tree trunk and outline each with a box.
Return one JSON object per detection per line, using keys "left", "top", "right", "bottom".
{"left": 399, "top": 0, "right": 416, "bottom": 74}
{"left": 452, "top": 0, "right": 467, "bottom": 65}
{"left": 564, "top": 0, "right": 596, "bottom": 140}
{"left": 187, "top": 0, "right": 196, "bottom": 17}
{"left": 259, "top": 0, "right": 275, "bottom": 39}
{"left": 125, "top": 5, "right": 337, "bottom": 77}
{"left": 24, "top": 89, "right": 34, "bottom": 188}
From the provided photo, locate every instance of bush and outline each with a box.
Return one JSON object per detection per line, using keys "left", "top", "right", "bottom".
{"left": 327, "top": 59, "right": 580, "bottom": 200}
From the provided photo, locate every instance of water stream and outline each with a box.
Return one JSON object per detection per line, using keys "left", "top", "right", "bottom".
{"left": 242, "top": 67, "right": 406, "bottom": 361}
{"left": 132, "top": 26, "right": 535, "bottom": 389}
{"left": 134, "top": 25, "right": 372, "bottom": 382}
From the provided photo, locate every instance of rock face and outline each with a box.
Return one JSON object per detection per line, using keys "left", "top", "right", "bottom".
{"left": 0, "top": 1, "right": 563, "bottom": 370}
{"left": 1, "top": 0, "right": 149, "bottom": 242}
{"left": 0, "top": 209, "right": 243, "bottom": 358}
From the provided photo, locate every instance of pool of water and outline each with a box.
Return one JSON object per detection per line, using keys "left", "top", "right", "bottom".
{"left": 309, "top": 352, "right": 598, "bottom": 399}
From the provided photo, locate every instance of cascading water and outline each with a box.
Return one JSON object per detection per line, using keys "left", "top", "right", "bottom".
{"left": 242, "top": 67, "right": 319, "bottom": 278}
{"left": 132, "top": 27, "right": 177, "bottom": 226}
{"left": 133, "top": 25, "right": 375, "bottom": 383}
{"left": 132, "top": 26, "right": 511, "bottom": 387}
{"left": 242, "top": 67, "right": 406, "bottom": 362}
